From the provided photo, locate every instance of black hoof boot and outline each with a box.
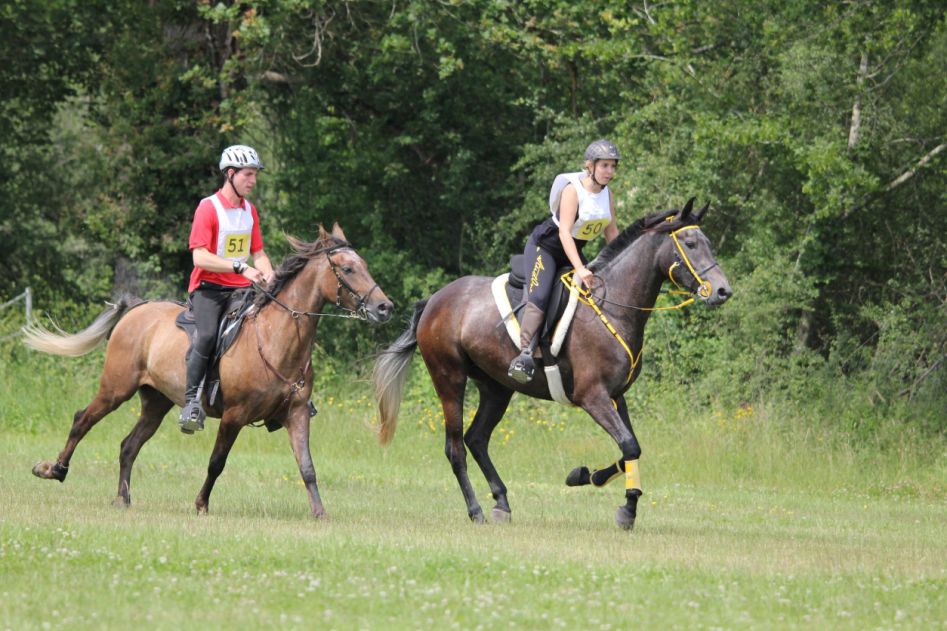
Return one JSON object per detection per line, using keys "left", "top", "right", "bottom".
{"left": 565, "top": 466, "right": 591, "bottom": 487}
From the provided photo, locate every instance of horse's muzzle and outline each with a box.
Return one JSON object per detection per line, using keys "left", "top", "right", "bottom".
{"left": 368, "top": 300, "right": 394, "bottom": 323}
{"left": 703, "top": 281, "right": 733, "bottom": 306}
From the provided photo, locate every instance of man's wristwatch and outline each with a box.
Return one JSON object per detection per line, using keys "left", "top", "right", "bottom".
{"left": 233, "top": 261, "right": 247, "bottom": 274}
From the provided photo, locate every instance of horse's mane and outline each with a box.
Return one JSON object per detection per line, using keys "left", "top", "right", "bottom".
{"left": 589, "top": 207, "right": 697, "bottom": 272}
{"left": 253, "top": 234, "right": 349, "bottom": 309}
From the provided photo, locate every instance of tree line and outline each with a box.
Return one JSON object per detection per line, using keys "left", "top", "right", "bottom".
{"left": 3, "top": 0, "right": 944, "bottom": 430}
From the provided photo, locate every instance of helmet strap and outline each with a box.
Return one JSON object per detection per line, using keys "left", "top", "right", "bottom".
{"left": 225, "top": 168, "right": 245, "bottom": 205}
{"left": 589, "top": 161, "right": 605, "bottom": 188}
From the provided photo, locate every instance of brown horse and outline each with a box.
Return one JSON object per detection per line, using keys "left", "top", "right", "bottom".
{"left": 24, "top": 224, "right": 393, "bottom": 518}
{"left": 373, "top": 201, "right": 731, "bottom": 529}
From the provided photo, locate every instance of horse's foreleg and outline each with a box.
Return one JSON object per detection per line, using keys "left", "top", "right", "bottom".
{"left": 283, "top": 406, "right": 326, "bottom": 519}
{"left": 464, "top": 382, "right": 514, "bottom": 522}
{"left": 566, "top": 395, "right": 636, "bottom": 488}
{"left": 580, "top": 393, "right": 643, "bottom": 530}
{"left": 194, "top": 419, "right": 243, "bottom": 514}
{"left": 32, "top": 388, "right": 131, "bottom": 483}
{"left": 115, "top": 386, "right": 173, "bottom": 507}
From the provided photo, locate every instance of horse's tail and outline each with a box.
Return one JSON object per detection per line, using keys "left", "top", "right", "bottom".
{"left": 21, "top": 295, "right": 143, "bottom": 357}
{"left": 372, "top": 298, "right": 428, "bottom": 445}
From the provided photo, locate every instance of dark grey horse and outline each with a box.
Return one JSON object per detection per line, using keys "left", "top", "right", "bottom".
{"left": 373, "top": 200, "right": 732, "bottom": 529}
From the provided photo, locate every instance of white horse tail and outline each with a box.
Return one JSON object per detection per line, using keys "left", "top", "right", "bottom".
{"left": 22, "top": 295, "right": 143, "bottom": 357}
{"left": 372, "top": 299, "right": 427, "bottom": 445}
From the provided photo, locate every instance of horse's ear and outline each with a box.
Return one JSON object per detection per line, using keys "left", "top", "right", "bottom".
{"left": 676, "top": 197, "right": 696, "bottom": 221}
{"left": 331, "top": 222, "right": 348, "bottom": 242}
{"left": 318, "top": 224, "right": 328, "bottom": 241}
{"left": 693, "top": 201, "right": 709, "bottom": 223}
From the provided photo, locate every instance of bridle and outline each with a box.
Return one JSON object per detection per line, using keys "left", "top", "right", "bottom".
{"left": 571, "top": 224, "right": 718, "bottom": 313}
{"left": 667, "top": 225, "right": 716, "bottom": 301}
{"left": 326, "top": 246, "right": 379, "bottom": 321}
{"left": 250, "top": 243, "right": 378, "bottom": 321}
{"left": 558, "top": 223, "right": 721, "bottom": 385}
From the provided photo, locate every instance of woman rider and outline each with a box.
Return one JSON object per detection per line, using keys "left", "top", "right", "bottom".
{"left": 179, "top": 145, "right": 275, "bottom": 433}
{"left": 507, "top": 139, "right": 621, "bottom": 383}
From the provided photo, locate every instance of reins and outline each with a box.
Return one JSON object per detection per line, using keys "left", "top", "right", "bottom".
{"left": 558, "top": 223, "right": 718, "bottom": 386}
{"left": 249, "top": 243, "right": 375, "bottom": 321}
{"left": 245, "top": 241, "right": 376, "bottom": 418}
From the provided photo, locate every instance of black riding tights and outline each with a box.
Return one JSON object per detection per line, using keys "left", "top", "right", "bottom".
{"left": 189, "top": 284, "right": 236, "bottom": 359}
{"left": 522, "top": 234, "right": 571, "bottom": 312}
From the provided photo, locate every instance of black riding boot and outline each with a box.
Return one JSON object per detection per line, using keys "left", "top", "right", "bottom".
{"left": 508, "top": 303, "right": 545, "bottom": 384}
{"left": 179, "top": 349, "right": 210, "bottom": 434}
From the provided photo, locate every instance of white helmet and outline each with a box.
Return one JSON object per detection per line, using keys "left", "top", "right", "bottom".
{"left": 219, "top": 145, "right": 264, "bottom": 172}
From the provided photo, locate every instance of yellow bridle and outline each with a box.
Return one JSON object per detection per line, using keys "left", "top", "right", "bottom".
{"left": 668, "top": 225, "right": 714, "bottom": 300}
{"left": 559, "top": 223, "right": 715, "bottom": 385}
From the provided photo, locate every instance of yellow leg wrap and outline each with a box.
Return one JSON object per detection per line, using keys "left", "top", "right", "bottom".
{"left": 625, "top": 459, "right": 641, "bottom": 492}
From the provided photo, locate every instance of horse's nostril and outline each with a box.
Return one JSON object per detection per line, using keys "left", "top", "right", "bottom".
{"left": 718, "top": 287, "right": 731, "bottom": 298}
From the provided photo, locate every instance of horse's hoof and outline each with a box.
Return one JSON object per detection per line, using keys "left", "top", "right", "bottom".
{"left": 195, "top": 504, "right": 209, "bottom": 515}
{"left": 615, "top": 506, "right": 636, "bottom": 531}
{"left": 565, "top": 466, "right": 591, "bottom": 487}
{"left": 112, "top": 496, "right": 130, "bottom": 509}
{"left": 311, "top": 511, "right": 328, "bottom": 520}
{"left": 32, "top": 461, "right": 67, "bottom": 482}
{"left": 491, "top": 507, "right": 512, "bottom": 523}
{"left": 469, "top": 509, "right": 486, "bottom": 524}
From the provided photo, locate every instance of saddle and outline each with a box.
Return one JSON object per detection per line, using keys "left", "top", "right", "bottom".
{"left": 174, "top": 288, "right": 257, "bottom": 416}
{"left": 492, "top": 256, "right": 581, "bottom": 405}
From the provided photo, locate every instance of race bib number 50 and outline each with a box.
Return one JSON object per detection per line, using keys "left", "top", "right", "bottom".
{"left": 224, "top": 232, "right": 251, "bottom": 258}
{"left": 575, "top": 218, "right": 609, "bottom": 240}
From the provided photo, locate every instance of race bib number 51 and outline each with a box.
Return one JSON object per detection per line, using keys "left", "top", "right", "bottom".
{"left": 224, "top": 232, "right": 251, "bottom": 258}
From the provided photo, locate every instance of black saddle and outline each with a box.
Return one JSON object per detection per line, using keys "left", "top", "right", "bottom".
{"left": 506, "top": 254, "right": 574, "bottom": 340}
{"left": 174, "top": 288, "right": 256, "bottom": 414}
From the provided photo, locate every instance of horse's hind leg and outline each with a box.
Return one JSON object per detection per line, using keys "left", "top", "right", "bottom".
{"left": 114, "top": 386, "right": 174, "bottom": 507}
{"left": 194, "top": 416, "right": 244, "bottom": 514}
{"left": 464, "top": 380, "right": 514, "bottom": 522}
{"left": 32, "top": 382, "right": 138, "bottom": 483}
{"left": 429, "top": 366, "right": 484, "bottom": 523}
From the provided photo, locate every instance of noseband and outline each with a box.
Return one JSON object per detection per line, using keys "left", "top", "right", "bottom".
{"left": 325, "top": 245, "right": 379, "bottom": 321}
{"left": 668, "top": 226, "right": 717, "bottom": 300}
{"left": 251, "top": 242, "right": 376, "bottom": 321}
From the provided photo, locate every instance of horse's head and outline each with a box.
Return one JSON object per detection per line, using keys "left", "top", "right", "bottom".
{"left": 316, "top": 223, "right": 394, "bottom": 323}
{"left": 658, "top": 198, "right": 732, "bottom": 306}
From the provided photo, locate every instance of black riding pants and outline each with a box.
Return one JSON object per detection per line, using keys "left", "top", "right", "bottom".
{"left": 189, "top": 282, "right": 236, "bottom": 359}
{"left": 522, "top": 218, "right": 586, "bottom": 311}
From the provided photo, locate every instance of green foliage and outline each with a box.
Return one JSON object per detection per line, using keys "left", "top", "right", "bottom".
{"left": 3, "top": 0, "right": 945, "bottom": 437}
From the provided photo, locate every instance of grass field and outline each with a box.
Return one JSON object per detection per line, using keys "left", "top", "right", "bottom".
{"left": 1, "top": 355, "right": 945, "bottom": 629}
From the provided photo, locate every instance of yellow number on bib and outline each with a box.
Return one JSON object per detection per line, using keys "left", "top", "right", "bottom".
{"left": 577, "top": 219, "right": 608, "bottom": 240}
{"left": 225, "top": 233, "right": 250, "bottom": 258}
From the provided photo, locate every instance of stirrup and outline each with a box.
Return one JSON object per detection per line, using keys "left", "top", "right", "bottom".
{"left": 179, "top": 400, "right": 206, "bottom": 434}
{"left": 508, "top": 351, "right": 535, "bottom": 384}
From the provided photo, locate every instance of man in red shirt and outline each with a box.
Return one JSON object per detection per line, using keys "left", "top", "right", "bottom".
{"left": 180, "top": 145, "right": 275, "bottom": 433}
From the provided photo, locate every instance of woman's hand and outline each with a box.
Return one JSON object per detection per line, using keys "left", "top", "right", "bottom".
{"left": 575, "top": 266, "right": 594, "bottom": 288}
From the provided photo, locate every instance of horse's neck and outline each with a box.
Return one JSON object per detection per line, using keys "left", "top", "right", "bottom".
{"left": 255, "top": 262, "right": 326, "bottom": 360}
{"left": 598, "top": 233, "right": 665, "bottom": 332}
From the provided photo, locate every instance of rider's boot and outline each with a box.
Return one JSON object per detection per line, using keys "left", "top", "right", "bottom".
{"left": 508, "top": 302, "right": 545, "bottom": 384}
{"left": 179, "top": 350, "right": 210, "bottom": 434}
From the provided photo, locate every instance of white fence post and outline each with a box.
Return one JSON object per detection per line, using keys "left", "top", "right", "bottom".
{"left": 25, "top": 287, "right": 32, "bottom": 323}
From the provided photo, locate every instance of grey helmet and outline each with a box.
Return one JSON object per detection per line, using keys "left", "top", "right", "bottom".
{"left": 219, "top": 145, "right": 265, "bottom": 172}
{"left": 584, "top": 139, "right": 620, "bottom": 163}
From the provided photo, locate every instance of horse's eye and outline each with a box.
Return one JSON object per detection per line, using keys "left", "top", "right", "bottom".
{"left": 342, "top": 266, "right": 354, "bottom": 274}
{"left": 685, "top": 241, "right": 696, "bottom": 249}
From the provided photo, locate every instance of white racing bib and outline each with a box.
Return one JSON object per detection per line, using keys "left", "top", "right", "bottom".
{"left": 207, "top": 194, "right": 254, "bottom": 263}
{"left": 548, "top": 172, "right": 611, "bottom": 241}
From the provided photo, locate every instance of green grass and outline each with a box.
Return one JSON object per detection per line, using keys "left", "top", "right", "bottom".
{"left": 1, "top": 356, "right": 945, "bottom": 629}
